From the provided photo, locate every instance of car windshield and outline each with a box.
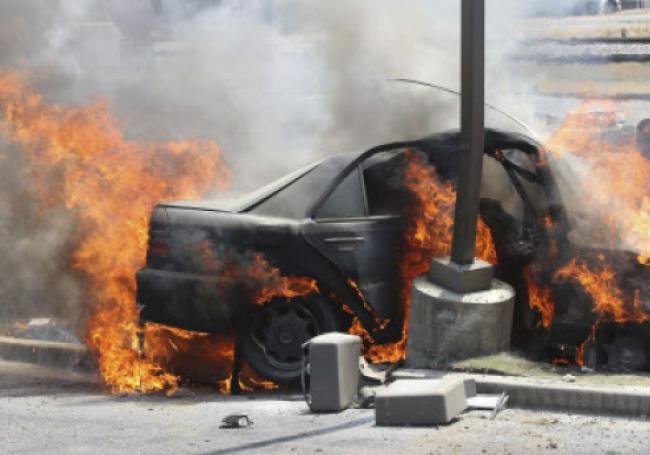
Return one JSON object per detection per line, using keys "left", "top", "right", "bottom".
{"left": 231, "top": 160, "right": 322, "bottom": 211}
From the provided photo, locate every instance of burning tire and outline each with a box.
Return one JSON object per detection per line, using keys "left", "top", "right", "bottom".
{"left": 241, "top": 295, "right": 339, "bottom": 384}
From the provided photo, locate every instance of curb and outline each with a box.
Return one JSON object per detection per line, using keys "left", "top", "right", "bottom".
{"left": 475, "top": 376, "right": 650, "bottom": 417}
{"left": 0, "top": 336, "right": 93, "bottom": 370}
{"left": 2, "top": 337, "right": 649, "bottom": 417}
{"left": 393, "top": 369, "right": 650, "bottom": 417}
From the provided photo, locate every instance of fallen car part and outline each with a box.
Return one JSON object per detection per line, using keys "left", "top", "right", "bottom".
{"left": 301, "top": 332, "right": 361, "bottom": 412}
{"left": 221, "top": 414, "right": 253, "bottom": 429}
{"left": 374, "top": 378, "right": 468, "bottom": 426}
{"left": 358, "top": 357, "right": 403, "bottom": 384}
{"left": 466, "top": 392, "right": 509, "bottom": 420}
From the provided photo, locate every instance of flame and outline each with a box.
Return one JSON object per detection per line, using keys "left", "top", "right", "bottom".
{"left": 238, "top": 363, "right": 280, "bottom": 393}
{"left": 555, "top": 257, "right": 649, "bottom": 324}
{"left": 0, "top": 70, "right": 231, "bottom": 394}
{"left": 144, "top": 325, "right": 235, "bottom": 394}
{"left": 197, "top": 241, "right": 319, "bottom": 306}
{"left": 524, "top": 268, "right": 554, "bottom": 329}
{"left": 251, "top": 256, "right": 319, "bottom": 305}
{"left": 547, "top": 100, "right": 650, "bottom": 259}
{"left": 531, "top": 100, "right": 650, "bottom": 365}
{"left": 359, "top": 150, "right": 496, "bottom": 363}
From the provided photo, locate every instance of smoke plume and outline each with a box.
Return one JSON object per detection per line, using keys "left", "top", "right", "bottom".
{"left": 0, "top": 0, "right": 555, "bottom": 325}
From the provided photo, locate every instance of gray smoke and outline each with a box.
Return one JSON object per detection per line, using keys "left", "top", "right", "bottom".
{"left": 0, "top": 0, "right": 555, "bottom": 325}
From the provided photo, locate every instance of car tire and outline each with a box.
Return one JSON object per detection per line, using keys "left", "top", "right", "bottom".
{"left": 240, "top": 294, "right": 340, "bottom": 384}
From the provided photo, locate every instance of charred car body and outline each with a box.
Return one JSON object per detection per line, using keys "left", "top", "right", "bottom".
{"left": 137, "top": 128, "right": 650, "bottom": 382}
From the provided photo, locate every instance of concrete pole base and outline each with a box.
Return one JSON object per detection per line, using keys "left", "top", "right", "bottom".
{"left": 406, "top": 273, "right": 515, "bottom": 368}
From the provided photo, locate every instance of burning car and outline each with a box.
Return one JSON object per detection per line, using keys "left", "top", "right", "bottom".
{"left": 136, "top": 128, "right": 577, "bottom": 383}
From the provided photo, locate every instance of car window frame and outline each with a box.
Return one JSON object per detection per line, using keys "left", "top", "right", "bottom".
{"left": 237, "top": 160, "right": 323, "bottom": 213}
{"left": 305, "top": 139, "right": 438, "bottom": 222}
{"left": 312, "top": 164, "right": 369, "bottom": 221}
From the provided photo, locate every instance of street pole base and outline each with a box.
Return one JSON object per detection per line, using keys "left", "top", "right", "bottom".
{"left": 406, "top": 273, "right": 515, "bottom": 369}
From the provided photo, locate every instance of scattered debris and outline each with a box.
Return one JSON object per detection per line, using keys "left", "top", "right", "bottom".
{"left": 375, "top": 378, "right": 468, "bottom": 426}
{"left": 220, "top": 414, "right": 253, "bottom": 429}
{"left": 359, "top": 357, "right": 403, "bottom": 384}
{"left": 302, "top": 333, "right": 361, "bottom": 412}
{"left": 355, "top": 385, "right": 381, "bottom": 408}
{"left": 10, "top": 318, "right": 81, "bottom": 344}
{"left": 562, "top": 374, "right": 576, "bottom": 383}
{"left": 467, "top": 392, "right": 509, "bottom": 419}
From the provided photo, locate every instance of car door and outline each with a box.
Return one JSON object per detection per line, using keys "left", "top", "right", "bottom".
{"left": 301, "top": 163, "right": 403, "bottom": 320}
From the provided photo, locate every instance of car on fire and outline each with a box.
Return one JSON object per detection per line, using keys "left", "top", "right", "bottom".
{"left": 136, "top": 128, "right": 577, "bottom": 383}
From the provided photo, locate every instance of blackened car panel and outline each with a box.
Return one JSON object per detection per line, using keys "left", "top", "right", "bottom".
{"left": 249, "top": 153, "right": 361, "bottom": 219}
{"left": 137, "top": 129, "right": 564, "bottom": 341}
{"left": 302, "top": 163, "right": 404, "bottom": 320}
{"left": 138, "top": 209, "right": 301, "bottom": 332}
{"left": 302, "top": 216, "right": 402, "bottom": 319}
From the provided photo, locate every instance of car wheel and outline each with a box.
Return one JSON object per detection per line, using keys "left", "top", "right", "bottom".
{"left": 240, "top": 294, "right": 339, "bottom": 384}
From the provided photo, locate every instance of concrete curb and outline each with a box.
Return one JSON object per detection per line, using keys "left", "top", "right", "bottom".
{"left": 393, "top": 369, "right": 650, "bottom": 417}
{"left": 2, "top": 338, "right": 649, "bottom": 417}
{"left": 475, "top": 376, "right": 650, "bottom": 417}
{"left": 0, "top": 336, "right": 92, "bottom": 370}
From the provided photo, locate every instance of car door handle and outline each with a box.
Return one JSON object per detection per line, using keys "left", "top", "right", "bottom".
{"left": 323, "top": 236, "right": 365, "bottom": 244}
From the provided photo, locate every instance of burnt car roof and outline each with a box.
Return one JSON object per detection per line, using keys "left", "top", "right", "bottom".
{"left": 158, "top": 129, "right": 551, "bottom": 220}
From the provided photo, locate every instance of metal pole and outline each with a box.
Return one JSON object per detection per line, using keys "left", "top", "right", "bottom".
{"left": 450, "top": 0, "right": 485, "bottom": 266}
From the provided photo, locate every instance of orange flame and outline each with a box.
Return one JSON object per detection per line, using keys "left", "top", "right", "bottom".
{"left": 524, "top": 268, "right": 554, "bottom": 329}
{"left": 0, "top": 70, "right": 230, "bottom": 394}
{"left": 541, "top": 100, "right": 650, "bottom": 364}
{"left": 198, "top": 241, "right": 319, "bottom": 306}
{"left": 547, "top": 100, "right": 650, "bottom": 259}
{"left": 238, "top": 364, "right": 280, "bottom": 393}
{"left": 144, "top": 325, "right": 235, "bottom": 394}
{"left": 360, "top": 150, "right": 496, "bottom": 363}
{"left": 555, "top": 257, "right": 649, "bottom": 324}
{"left": 251, "top": 256, "right": 319, "bottom": 306}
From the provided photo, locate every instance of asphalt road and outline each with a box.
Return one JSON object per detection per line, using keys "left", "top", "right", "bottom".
{"left": 2, "top": 360, "right": 650, "bottom": 455}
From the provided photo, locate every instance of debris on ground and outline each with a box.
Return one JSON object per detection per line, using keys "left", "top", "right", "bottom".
{"left": 9, "top": 318, "right": 81, "bottom": 344}
{"left": 375, "top": 378, "right": 468, "bottom": 426}
{"left": 220, "top": 414, "right": 253, "bottom": 429}
{"left": 467, "top": 392, "right": 509, "bottom": 420}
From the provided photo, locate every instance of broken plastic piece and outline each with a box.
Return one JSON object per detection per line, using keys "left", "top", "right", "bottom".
{"left": 359, "top": 358, "right": 403, "bottom": 384}
{"left": 221, "top": 414, "right": 253, "bottom": 428}
{"left": 467, "top": 392, "right": 509, "bottom": 419}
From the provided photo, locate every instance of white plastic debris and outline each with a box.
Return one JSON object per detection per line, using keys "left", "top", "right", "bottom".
{"left": 563, "top": 374, "right": 576, "bottom": 383}
{"left": 466, "top": 392, "right": 509, "bottom": 419}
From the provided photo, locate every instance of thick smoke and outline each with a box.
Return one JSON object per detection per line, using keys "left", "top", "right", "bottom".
{"left": 0, "top": 1, "right": 92, "bottom": 323}
{"left": 0, "top": 0, "right": 556, "bottom": 324}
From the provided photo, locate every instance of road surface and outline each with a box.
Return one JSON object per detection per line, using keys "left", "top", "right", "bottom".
{"left": 2, "top": 360, "right": 650, "bottom": 454}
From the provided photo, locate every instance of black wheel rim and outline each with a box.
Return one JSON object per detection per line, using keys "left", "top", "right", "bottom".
{"left": 250, "top": 300, "right": 319, "bottom": 370}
